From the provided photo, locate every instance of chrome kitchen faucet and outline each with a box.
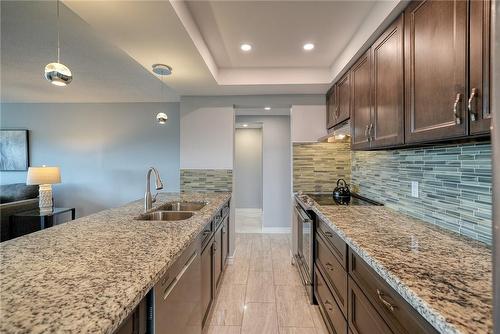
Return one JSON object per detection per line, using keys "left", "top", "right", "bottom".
{"left": 145, "top": 167, "right": 164, "bottom": 212}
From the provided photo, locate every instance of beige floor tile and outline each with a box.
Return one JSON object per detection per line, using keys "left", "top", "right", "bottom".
{"left": 207, "top": 326, "right": 242, "bottom": 334}
{"left": 245, "top": 271, "right": 275, "bottom": 303}
{"left": 272, "top": 262, "right": 303, "bottom": 286}
{"left": 249, "top": 255, "right": 273, "bottom": 272}
{"left": 241, "top": 303, "right": 279, "bottom": 334}
{"left": 210, "top": 284, "right": 247, "bottom": 326}
{"left": 275, "top": 286, "right": 315, "bottom": 328}
{"left": 224, "top": 262, "right": 250, "bottom": 285}
{"left": 279, "top": 327, "right": 317, "bottom": 334}
{"left": 309, "top": 305, "right": 329, "bottom": 334}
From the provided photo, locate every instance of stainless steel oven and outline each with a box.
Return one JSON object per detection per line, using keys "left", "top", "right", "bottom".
{"left": 293, "top": 201, "right": 314, "bottom": 303}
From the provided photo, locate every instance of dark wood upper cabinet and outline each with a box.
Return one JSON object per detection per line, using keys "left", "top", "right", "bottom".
{"left": 326, "top": 85, "right": 338, "bottom": 129}
{"left": 370, "top": 14, "right": 405, "bottom": 148}
{"left": 337, "top": 73, "right": 351, "bottom": 125}
{"left": 469, "top": 0, "right": 491, "bottom": 135}
{"left": 404, "top": 0, "right": 468, "bottom": 144}
{"left": 351, "top": 51, "right": 372, "bottom": 150}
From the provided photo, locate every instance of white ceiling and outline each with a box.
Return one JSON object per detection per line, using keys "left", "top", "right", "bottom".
{"left": 1, "top": 0, "right": 401, "bottom": 102}
{"left": 186, "top": 1, "right": 377, "bottom": 68}
{"left": 0, "top": 1, "right": 179, "bottom": 103}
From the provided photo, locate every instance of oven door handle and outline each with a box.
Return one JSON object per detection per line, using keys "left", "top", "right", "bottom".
{"left": 294, "top": 206, "right": 312, "bottom": 223}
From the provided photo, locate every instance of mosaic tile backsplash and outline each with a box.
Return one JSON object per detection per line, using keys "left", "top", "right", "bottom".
{"left": 181, "top": 169, "right": 233, "bottom": 192}
{"left": 293, "top": 141, "right": 351, "bottom": 193}
{"left": 351, "top": 142, "right": 492, "bottom": 244}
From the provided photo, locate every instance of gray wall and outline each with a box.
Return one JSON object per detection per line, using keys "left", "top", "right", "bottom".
{"left": 234, "top": 128, "right": 263, "bottom": 208}
{"left": 0, "top": 102, "right": 180, "bottom": 217}
{"left": 236, "top": 116, "right": 291, "bottom": 230}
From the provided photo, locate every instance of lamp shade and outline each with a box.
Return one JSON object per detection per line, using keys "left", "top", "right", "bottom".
{"left": 26, "top": 166, "right": 61, "bottom": 185}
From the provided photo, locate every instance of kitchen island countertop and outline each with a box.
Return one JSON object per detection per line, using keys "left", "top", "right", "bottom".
{"left": 0, "top": 192, "right": 231, "bottom": 334}
{"left": 296, "top": 194, "right": 492, "bottom": 334}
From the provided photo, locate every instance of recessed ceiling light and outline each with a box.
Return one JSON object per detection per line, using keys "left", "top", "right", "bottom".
{"left": 242, "top": 124, "right": 248, "bottom": 127}
{"left": 240, "top": 43, "right": 252, "bottom": 52}
{"left": 303, "top": 43, "right": 315, "bottom": 51}
{"left": 264, "top": 106, "right": 271, "bottom": 111}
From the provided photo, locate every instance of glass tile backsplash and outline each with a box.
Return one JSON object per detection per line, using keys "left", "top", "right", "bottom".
{"left": 351, "top": 142, "right": 492, "bottom": 244}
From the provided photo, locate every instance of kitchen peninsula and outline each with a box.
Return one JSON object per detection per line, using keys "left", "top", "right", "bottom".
{"left": 0, "top": 192, "right": 231, "bottom": 334}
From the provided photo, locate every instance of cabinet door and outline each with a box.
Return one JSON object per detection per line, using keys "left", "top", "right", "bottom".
{"left": 351, "top": 51, "right": 372, "bottom": 150}
{"left": 469, "top": 0, "right": 491, "bottom": 135}
{"left": 404, "top": 0, "right": 468, "bottom": 143}
{"left": 201, "top": 240, "right": 213, "bottom": 328}
{"left": 221, "top": 217, "right": 229, "bottom": 267}
{"left": 337, "top": 73, "right": 351, "bottom": 125}
{"left": 213, "top": 226, "right": 223, "bottom": 291}
{"left": 326, "top": 85, "right": 338, "bottom": 129}
{"left": 348, "top": 277, "right": 393, "bottom": 334}
{"left": 371, "top": 14, "right": 404, "bottom": 148}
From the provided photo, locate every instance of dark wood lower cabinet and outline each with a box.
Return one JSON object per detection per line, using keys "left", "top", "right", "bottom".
{"left": 201, "top": 238, "right": 214, "bottom": 328}
{"left": 114, "top": 298, "right": 147, "bottom": 334}
{"left": 213, "top": 224, "right": 223, "bottom": 290}
{"left": 315, "top": 265, "right": 348, "bottom": 334}
{"left": 315, "top": 225, "right": 438, "bottom": 334}
{"left": 348, "top": 277, "right": 393, "bottom": 334}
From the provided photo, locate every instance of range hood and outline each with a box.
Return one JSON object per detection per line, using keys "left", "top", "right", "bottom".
{"left": 318, "top": 120, "right": 351, "bottom": 142}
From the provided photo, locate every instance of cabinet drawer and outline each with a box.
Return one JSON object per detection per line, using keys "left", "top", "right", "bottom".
{"left": 316, "top": 233, "right": 348, "bottom": 316}
{"left": 348, "top": 277, "right": 393, "bottom": 334}
{"left": 317, "top": 220, "right": 347, "bottom": 268}
{"left": 349, "top": 250, "right": 437, "bottom": 334}
{"left": 315, "top": 265, "right": 348, "bottom": 334}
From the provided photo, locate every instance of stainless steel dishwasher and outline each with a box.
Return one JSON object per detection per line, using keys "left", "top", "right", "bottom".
{"left": 151, "top": 244, "right": 202, "bottom": 334}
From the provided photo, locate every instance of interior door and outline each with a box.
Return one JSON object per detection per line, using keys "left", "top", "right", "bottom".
{"left": 351, "top": 51, "right": 372, "bottom": 150}
{"left": 371, "top": 14, "right": 404, "bottom": 148}
{"left": 469, "top": 0, "right": 491, "bottom": 135}
{"left": 404, "top": 0, "right": 468, "bottom": 143}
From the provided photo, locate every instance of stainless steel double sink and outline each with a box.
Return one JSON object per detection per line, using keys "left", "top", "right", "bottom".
{"left": 136, "top": 201, "right": 207, "bottom": 221}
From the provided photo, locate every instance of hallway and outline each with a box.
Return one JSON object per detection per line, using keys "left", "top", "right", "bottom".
{"left": 206, "top": 233, "right": 328, "bottom": 334}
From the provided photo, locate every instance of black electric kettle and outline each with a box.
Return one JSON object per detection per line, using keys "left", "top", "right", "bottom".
{"left": 333, "top": 179, "right": 351, "bottom": 200}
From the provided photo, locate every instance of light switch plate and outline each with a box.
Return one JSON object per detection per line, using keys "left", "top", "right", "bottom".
{"left": 411, "top": 181, "right": 419, "bottom": 198}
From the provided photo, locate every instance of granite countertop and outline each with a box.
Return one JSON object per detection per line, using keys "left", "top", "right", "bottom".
{"left": 0, "top": 192, "right": 231, "bottom": 334}
{"left": 296, "top": 194, "right": 492, "bottom": 334}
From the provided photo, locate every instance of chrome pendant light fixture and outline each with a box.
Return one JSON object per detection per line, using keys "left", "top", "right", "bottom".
{"left": 152, "top": 64, "right": 172, "bottom": 125}
{"left": 45, "top": 0, "right": 72, "bottom": 86}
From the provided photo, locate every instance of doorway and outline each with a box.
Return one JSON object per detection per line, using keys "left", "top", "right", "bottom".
{"left": 234, "top": 124, "right": 263, "bottom": 233}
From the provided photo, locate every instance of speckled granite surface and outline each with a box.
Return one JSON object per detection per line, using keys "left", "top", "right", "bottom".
{"left": 296, "top": 194, "right": 492, "bottom": 334}
{"left": 0, "top": 192, "right": 231, "bottom": 334}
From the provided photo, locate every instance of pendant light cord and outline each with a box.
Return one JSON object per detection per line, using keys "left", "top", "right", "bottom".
{"left": 57, "top": 0, "right": 60, "bottom": 63}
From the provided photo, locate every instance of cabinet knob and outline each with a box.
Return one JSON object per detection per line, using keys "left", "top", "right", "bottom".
{"left": 453, "top": 93, "right": 462, "bottom": 125}
{"left": 468, "top": 88, "right": 478, "bottom": 122}
{"left": 325, "top": 262, "right": 334, "bottom": 271}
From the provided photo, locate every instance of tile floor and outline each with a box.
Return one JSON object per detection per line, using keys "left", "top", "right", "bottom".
{"left": 206, "top": 233, "right": 329, "bottom": 334}
{"left": 235, "top": 209, "right": 263, "bottom": 233}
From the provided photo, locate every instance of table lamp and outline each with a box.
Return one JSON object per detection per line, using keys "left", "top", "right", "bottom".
{"left": 26, "top": 166, "right": 61, "bottom": 213}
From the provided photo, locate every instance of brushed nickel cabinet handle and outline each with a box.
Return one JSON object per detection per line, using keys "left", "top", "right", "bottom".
{"left": 325, "top": 262, "right": 334, "bottom": 271}
{"left": 324, "top": 300, "right": 334, "bottom": 312}
{"left": 468, "top": 88, "right": 478, "bottom": 122}
{"left": 453, "top": 93, "right": 462, "bottom": 125}
{"left": 324, "top": 231, "right": 333, "bottom": 238}
{"left": 377, "top": 289, "right": 395, "bottom": 312}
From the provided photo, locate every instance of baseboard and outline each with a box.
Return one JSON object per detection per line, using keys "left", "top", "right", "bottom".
{"left": 261, "top": 227, "right": 291, "bottom": 234}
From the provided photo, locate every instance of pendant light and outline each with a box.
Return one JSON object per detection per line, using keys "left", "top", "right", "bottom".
{"left": 44, "top": 0, "right": 72, "bottom": 86}
{"left": 152, "top": 64, "right": 172, "bottom": 125}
